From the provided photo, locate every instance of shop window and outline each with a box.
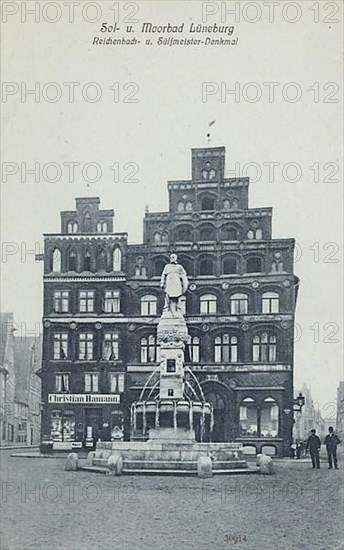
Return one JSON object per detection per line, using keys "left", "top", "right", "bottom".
{"left": 239, "top": 398, "right": 258, "bottom": 436}
{"left": 51, "top": 411, "right": 75, "bottom": 442}
{"left": 260, "top": 398, "right": 279, "bottom": 437}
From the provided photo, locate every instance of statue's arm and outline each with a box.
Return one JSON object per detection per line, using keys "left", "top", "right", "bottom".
{"left": 160, "top": 266, "right": 166, "bottom": 288}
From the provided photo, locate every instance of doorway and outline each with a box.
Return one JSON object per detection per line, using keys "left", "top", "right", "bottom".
{"left": 84, "top": 408, "right": 103, "bottom": 445}
{"left": 205, "top": 391, "right": 226, "bottom": 442}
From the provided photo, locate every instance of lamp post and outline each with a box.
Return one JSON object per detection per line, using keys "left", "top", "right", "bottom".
{"left": 292, "top": 392, "right": 305, "bottom": 445}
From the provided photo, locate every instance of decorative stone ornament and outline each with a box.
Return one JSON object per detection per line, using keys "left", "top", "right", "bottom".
{"left": 222, "top": 282, "right": 229, "bottom": 290}
{"left": 128, "top": 324, "right": 136, "bottom": 332}
{"left": 283, "top": 280, "right": 291, "bottom": 287}
{"left": 252, "top": 281, "right": 259, "bottom": 288}
{"left": 95, "top": 322, "right": 102, "bottom": 330}
{"left": 189, "top": 283, "right": 197, "bottom": 291}
{"left": 44, "top": 320, "right": 51, "bottom": 328}
{"left": 70, "top": 322, "right": 77, "bottom": 330}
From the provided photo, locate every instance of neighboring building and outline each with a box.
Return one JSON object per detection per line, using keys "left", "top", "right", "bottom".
{"left": 0, "top": 313, "right": 16, "bottom": 446}
{"left": 293, "top": 384, "right": 329, "bottom": 441}
{"left": 39, "top": 146, "right": 299, "bottom": 456}
{"left": 14, "top": 337, "right": 42, "bottom": 445}
{"left": 336, "top": 381, "right": 344, "bottom": 438}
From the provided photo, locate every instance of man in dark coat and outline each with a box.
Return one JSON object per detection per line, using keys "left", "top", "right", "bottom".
{"left": 324, "top": 426, "right": 341, "bottom": 469}
{"left": 306, "top": 429, "right": 321, "bottom": 469}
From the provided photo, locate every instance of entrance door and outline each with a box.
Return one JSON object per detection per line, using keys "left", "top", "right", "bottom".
{"left": 84, "top": 408, "right": 103, "bottom": 446}
{"left": 204, "top": 391, "right": 226, "bottom": 442}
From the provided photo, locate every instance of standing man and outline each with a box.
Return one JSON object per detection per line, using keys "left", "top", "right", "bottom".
{"left": 306, "top": 429, "right": 321, "bottom": 469}
{"left": 325, "top": 426, "right": 341, "bottom": 469}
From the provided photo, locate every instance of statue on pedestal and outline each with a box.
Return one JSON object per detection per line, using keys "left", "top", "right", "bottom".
{"left": 160, "top": 254, "right": 188, "bottom": 315}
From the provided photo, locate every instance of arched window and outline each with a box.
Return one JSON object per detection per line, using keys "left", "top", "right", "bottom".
{"left": 223, "top": 199, "right": 231, "bottom": 210}
{"left": 185, "top": 201, "right": 193, "bottom": 211}
{"left": 175, "top": 226, "right": 192, "bottom": 242}
{"left": 256, "top": 228, "right": 263, "bottom": 239}
{"left": 113, "top": 248, "right": 122, "bottom": 271}
{"left": 83, "top": 212, "right": 91, "bottom": 232}
{"left": 67, "top": 221, "right": 78, "bottom": 234}
{"left": 247, "top": 256, "right": 263, "bottom": 273}
{"left": 154, "top": 232, "right": 162, "bottom": 244}
{"left": 262, "top": 292, "right": 279, "bottom": 313}
{"left": 200, "top": 294, "right": 217, "bottom": 314}
{"left": 199, "top": 258, "right": 214, "bottom": 276}
{"left": 177, "top": 201, "right": 185, "bottom": 212}
{"left": 223, "top": 257, "right": 237, "bottom": 275}
{"left": 199, "top": 224, "right": 216, "bottom": 241}
{"left": 261, "top": 397, "right": 279, "bottom": 437}
{"left": 201, "top": 196, "right": 215, "bottom": 211}
{"left": 209, "top": 169, "right": 216, "bottom": 180}
{"left": 67, "top": 250, "right": 77, "bottom": 272}
{"left": 239, "top": 398, "right": 258, "bottom": 436}
{"left": 202, "top": 170, "right": 208, "bottom": 181}
{"left": 83, "top": 249, "right": 91, "bottom": 271}
{"left": 187, "top": 335, "right": 200, "bottom": 362}
{"left": 252, "top": 333, "right": 277, "bottom": 362}
{"left": 221, "top": 226, "right": 237, "bottom": 241}
{"left": 97, "top": 248, "right": 107, "bottom": 271}
{"left": 248, "top": 229, "right": 262, "bottom": 240}
{"left": 97, "top": 221, "right": 107, "bottom": 233}
{"left": 161, "top": 232, "right": 169, "bottom": 243}
{"left": 180, "top": 296, "right": 186, "bottom": 315}
{"left": 214, "top": 334, "right": 238, "bottom": 363}
{"left": 141, "top": 295, "right": 157, "bottom": 316}
{"left": 230, "top": 293, "right": 248, "bottom": 315}
{"left": 154, "top": 259, "right": 166, "bottom": 277}
{"left": 232, "top": 198, "right": 239, "bottom": 209}
{"left": 247, "top": 230, "right": 254, "bottom": 240}
{"left": 140, "top": 335, "right": 160, "bottom": 363}
{"left": 52, "top": 249, "right": 61, "bottom": 272}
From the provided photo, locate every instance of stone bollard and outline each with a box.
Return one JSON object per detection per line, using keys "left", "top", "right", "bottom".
{"left": 65, "top": 453, "right": 78, "bottom": 471}
{"left": 197, "top": 456, "right": 213, "bottom": 478}
{"left": 107, "top": 454, "right": 123, "bottom": 476}
{"left": 256, "top": 454, "right": 274, "bottom": 475}
{"left": 86, "top": 451, "right": 95, "bottom": 466}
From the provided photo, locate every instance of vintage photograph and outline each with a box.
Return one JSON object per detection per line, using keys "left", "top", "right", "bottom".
{"left": 1, "top": 1, "right": 343, "bottom": 549}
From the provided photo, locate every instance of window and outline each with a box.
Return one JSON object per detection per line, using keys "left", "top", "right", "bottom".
{"left": 200, "top": 294, "right": 217, "bottom": 314}
{"left": 154, "top": 259, "right": 165, "bottom": 277}
{"left": 175, "top": 226, "right": 192, "bottom": 242}
{"left": 247, "top": 229, "right": 263, "bottom": 240}
{"left": 154, "top": 232, "right": 162, "bottom": 243}
{"left": 97, "top": 248, "right": 107, "bottom": 271}
{"left": 223, "top": 257, "right": 237, "bottom": 275}
{"left": 113, "top": 248, "right": 122, "bottom": 271}
{"left": 83, "top": 212, "right": 91, "bottom": 232}
{"left": 79, "top": 332, "right": 94, "bottom": 360}
{"left": 261, "top": 398, "right": 279, "bottom": 437}
{"left": 185, "top": 201, "right": 193, "bottom": 211}
{"left": 199, "top": 224, "right": 216, "bottom": 241}
{"left": 209, "top": 169, "right": 216, "bottom": 180}
{"left": 239, "top": 398, "right": 258, "bottom": 436}
{"left": 140, "top": 335, "right": 160, "bottom": 363}
{"left": 55, "top": 374, "right": 70, "bottom": 392}
{"left": 53, "top": 332, "right": 68, "bottom": 360}
{"left": 51, "top": 411, "right": 75, "bottom": 442}
{"left": 214, "top": 334, "right": 238, "bottom": 363}
{"left": 262, "top": 292, "right": 279, "bottom": 313}
{"left": 199, "top": 258, "right": 214, "bottom": 276}
{"left": 103, "top": 332, "right": 119, "bottom": 360}
{"left": 252, "top": 333, "right": 277, "bottom": 362}
{"left": 201, "top": 196, "right": 215, "bottom": 210}
{"left": 79, "top": 290, "right": 94, "bottom": 313}
{"left": 223, "top": 199, "right": 231, "bottom": 210}
{"left": 247, "top": 257, "right": 262, "bottom": 273}
{"left": 67, "top": 221, "right": 78, "bottom": 234}
{"left": 188, "top": 335, "right": 200, "bottom": 363}
{"left": 84, "top": 373, "right": 99, "bottom": 392}
{"left": 52, "top": 249, "right": 61, "bottom": 272}
{"left": 83, "top": 250, "right": 91, "bottom": 271}
{"left": 166, "top": 359, "right": 176, "bottom": 372}
{"left": 141, "top": 295, "right": 157, "bottom": 315}
{"left": 230, "top": 293, "right": 248, "bottom": 315}
{"left": 104, "top": 290, "right": 120, "bottom": 313}
{"left": 221, "top": 226, "right": 237, "bottom": 241}
{"left": 177, "top": 201, "right": 185, "bottom": 212}
{"left": 67, "top": 250, "right": 77, "bottom": 271}
{"left": 97, "top": 221, "right": 107, "bottom": 233}
{"left": 110, "top": 373, "right": 125, "bottom": 393}
{"left": 53, "top": 291, "right": 69, "bottom": 313}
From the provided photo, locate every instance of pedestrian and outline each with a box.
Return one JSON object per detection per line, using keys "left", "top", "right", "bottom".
{"left": 296, "top": 441, "right": 302, "bottom": 459}
{"left": 324, "top": 426, "right": 341, "bottom": 469}
{"left": 306, "top": 429, "right": 321, "bottom": 469}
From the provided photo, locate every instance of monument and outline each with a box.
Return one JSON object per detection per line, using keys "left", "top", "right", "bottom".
{"left": 84, "top": 256, "right": 251, "bottom": 475}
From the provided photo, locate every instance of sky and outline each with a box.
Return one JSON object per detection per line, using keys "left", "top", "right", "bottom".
{"left": 1, "top": 0, "right": 343, "bottom": 413}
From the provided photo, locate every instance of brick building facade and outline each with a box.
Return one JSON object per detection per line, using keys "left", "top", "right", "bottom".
{"left": 39, "top": 146, "right": 299, "bottom": 456}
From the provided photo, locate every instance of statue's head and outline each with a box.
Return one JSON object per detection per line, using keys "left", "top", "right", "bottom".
{"left": 170, "top": 253, "right": 178, "bottom": 264}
